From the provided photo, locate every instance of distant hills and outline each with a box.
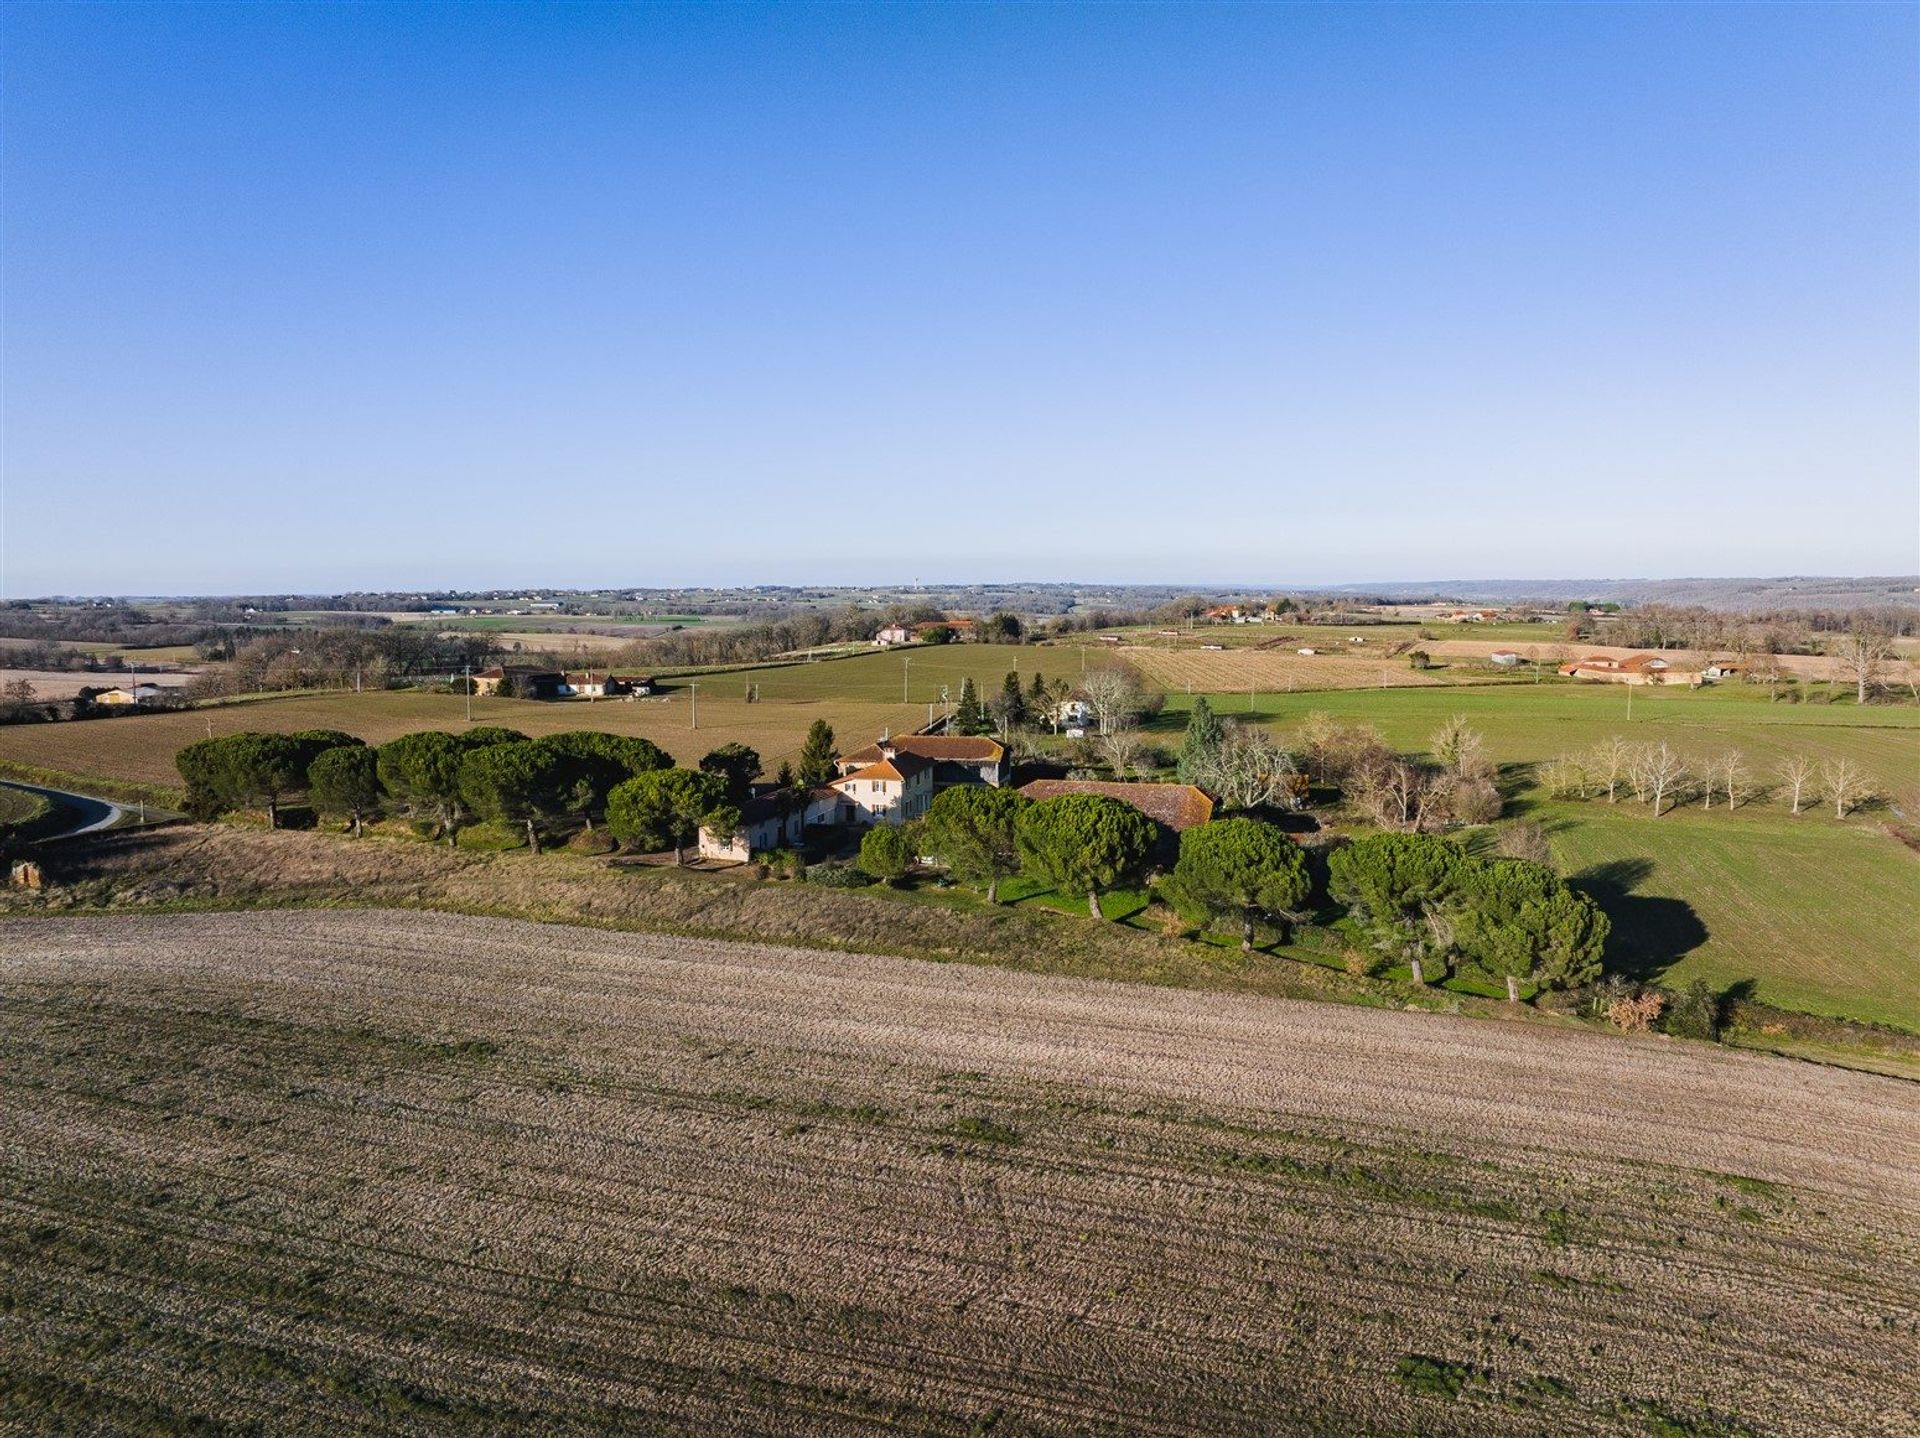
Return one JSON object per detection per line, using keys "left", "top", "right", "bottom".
{"left": 1307, "top": 576, "right": 1920, "bottom": 611}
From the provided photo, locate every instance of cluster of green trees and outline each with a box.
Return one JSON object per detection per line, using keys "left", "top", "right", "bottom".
{"left": 1174, "top": 696, "right": 1303, "bottom": 811}
{"left": 901, "top": 785, "right": 1599, "bottom": 1001}
{"left": 871, "top": 785, "right": 1161, "bottom": 919}
{"left": 899, "top": 788, "right": 1314, "bottom": 945}
{"left": 951, "top": 671, "right": 1077, "bottom": 738}
{"left": 1328, "top": 831, "right": 1608, "bottom": 1000}
{"left": 176, "top": 728, "right": 763, "bottom": 861}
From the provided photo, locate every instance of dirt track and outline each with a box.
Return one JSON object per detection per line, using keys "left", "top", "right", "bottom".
{"left": 3, "top": 910, "right": 1916, "bottom": 1435}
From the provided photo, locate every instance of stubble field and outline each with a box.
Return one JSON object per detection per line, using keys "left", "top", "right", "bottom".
{"left": 2, "top": 910, "right": 1915, "bottom": 1436}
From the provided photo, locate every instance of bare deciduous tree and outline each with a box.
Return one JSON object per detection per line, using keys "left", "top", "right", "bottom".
{"left": 1539, "top": 755, "right": 1583, "bottom": 799}
{"left": 1353, "top": 756, "right": 1422, "bottom": 830}
{"left": 1079, "top": 666, "right": 1143, "bottom": 737}
{"left": 1718, "top": 749, "right": 1749, "bottom": 809}
{"left": 1820, "top": 756, "right": 1871, "bottom": 818}
{"left": 1588, "top": 735, "right": 1631, "bottom": 802}
{"left": 1191, "top": 725, "right": 1302, "bottom": 811}
{"left": 1776, "top": 754, "right": 1815, "bottom": 815}
{"left": 1097, "top": 725, "right": 1150, "bottom": 778}
{"left": 1830, "top": 621, "right": 1894, "bottom": 706}
{"left": 1495, "top": 820, "right": 1555, "bottom": 867}
{"left": 1746, "top": 651, "right": 1786, "bottom": 703}
{"left": 1638, "top": 742, "right": 1689, "bottom": 818}
{"left": 1429, "top": 714, "right": 1490, "bottom": 778}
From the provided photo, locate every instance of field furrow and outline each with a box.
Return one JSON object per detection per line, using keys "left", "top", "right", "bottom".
{"left": 2, "top": 909, "right": 1916, "bottom": 1436}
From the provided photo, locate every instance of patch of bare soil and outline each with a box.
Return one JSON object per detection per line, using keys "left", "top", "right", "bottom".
{"left": 2, "top": 910, "right": 1915, "bottom": 1436}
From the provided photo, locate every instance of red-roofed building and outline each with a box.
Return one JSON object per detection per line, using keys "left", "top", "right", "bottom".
{"left": 1016, "top": 779, "right": 1215, "bottom": 833}
{"left": 1557, "top": 653, "right": 1701, "bottom": 686}
{"left": 837, "top": 734, "right": 1008, "bottom": 788}
{"left": 828, "top": 753, "right": 934, "bottom": 826}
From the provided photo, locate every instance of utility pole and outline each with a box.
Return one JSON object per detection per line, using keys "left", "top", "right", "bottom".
{"left": 902, "top": 655, "right": 910, "bottom": 703}
{"left": 464, "top": 665, "right": 472, "bottom": 723}
{"left": 690, "top": 680, "right": 699, "bottom": 729}
{"left": 1626, "top": 682, "right": 1633, "bottom": 721}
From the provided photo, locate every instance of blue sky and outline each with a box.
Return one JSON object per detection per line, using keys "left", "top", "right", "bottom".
{"left": 5, "top": 1, "right": 1915, "bottom": 596}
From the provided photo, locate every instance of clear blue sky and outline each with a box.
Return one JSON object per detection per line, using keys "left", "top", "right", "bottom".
{"left": 5, "top": 1, "right": 1915, "bottom": 596}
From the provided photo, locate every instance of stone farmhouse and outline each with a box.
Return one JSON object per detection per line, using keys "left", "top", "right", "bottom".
{"left": 472, "top": 666, "right": 656, "bottom": 699}
{"left": 1557, "top": 653, "right": 1701, "bottom": 686}
{"left": 699, "top": 733, "right": 1008, "bottom": 862}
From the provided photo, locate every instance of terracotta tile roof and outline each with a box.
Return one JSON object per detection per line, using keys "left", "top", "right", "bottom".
{"left": 478, "top": 664, "right": 561, "bottom": 680}
{"left": 833, "top": 755, "right": 930, "bottom": 786}
{"left": 1016, "top": 779, "right": 1215, "bottom": 831}
{"left": 841, "top": 735, "right": 1006, "bottom": 766}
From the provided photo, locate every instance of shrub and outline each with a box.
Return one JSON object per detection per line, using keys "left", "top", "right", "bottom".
{"left": 1494, "top": 820, "right": 1554, "bottom": 867}
{"left": 454, "top": 819, "right": 526, "bottom": 851}
{"left": 1664, "top": 979, "right": 1722, "bottom": 1041}
{"left": 762, "top": 848, "right": 807, "bottom": 881}
{"left": 1607, "top": 990, "right": 1666, "bottom": 1033}
{"left": 1449, "top": 777, "right": 1504, "bottom": 825}
{"left": 804, "top": 863, "right": 873, "bottom": 889}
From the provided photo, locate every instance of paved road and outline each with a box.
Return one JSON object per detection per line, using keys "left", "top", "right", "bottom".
{"left": 0, "top": 780, "right": 128, "bottom": 839}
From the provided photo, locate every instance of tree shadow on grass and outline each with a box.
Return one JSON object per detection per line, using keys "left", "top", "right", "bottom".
{"left": 1494, "top": 761, "right": 1542, "bottom": 817}
{"left": 1568, "top": 857, "right": 1709, "bottom": 984}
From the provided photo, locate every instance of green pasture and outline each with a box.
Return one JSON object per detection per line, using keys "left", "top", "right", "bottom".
{"left": 1538, "top": 802, "right": 1919, "bottom": 1030}
{"left": 718, "top": 644, "right": 1070, "bottom": 707}
{"left": 1152, "top": 681, "right": 1917, "bottom": 1030}
{"left": 1160, "top": 682, "right": 1919, "bottom": 797}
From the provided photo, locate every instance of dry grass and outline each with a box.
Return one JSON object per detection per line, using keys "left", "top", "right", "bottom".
{"left": 1127, "top": 645, "right": 1457, "bottom": 695}
{"left": 1, "top": 908, "right": 1914, "bottom": 1436}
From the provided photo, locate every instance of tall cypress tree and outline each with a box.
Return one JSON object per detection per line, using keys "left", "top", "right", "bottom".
{"left": 1177, "top": 695, "right": 1225, "bottom": 787}
{"left": 954, "top": 678, "right": 987, "bottom": 735}
{"left": 997, "top": 671, "right": 1028, "bottom": 729}
{"left": 796, "top": 720, "right": 837, "bottom": 788}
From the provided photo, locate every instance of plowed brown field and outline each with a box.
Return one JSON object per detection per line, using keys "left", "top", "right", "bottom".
{"left": 3, "top": 911, "right": 1915, "bottom": 1436}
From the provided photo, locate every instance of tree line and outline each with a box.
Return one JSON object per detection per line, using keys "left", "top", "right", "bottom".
{"left": 860, "top": 785, "right": 1604, "bottom": 1005}
{"left": 182, "top": 627, "right": 505, "bottom": 699}
{"left": 1539, "top": 737, "right": 1876, "bottom": 818}
{"left": 176, "top": 726, "right": 760, "bottom": 860}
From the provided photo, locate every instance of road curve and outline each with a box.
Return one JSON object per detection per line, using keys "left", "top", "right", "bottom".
{"left": 0, "top": 779, "right": 126, "bottom": 838}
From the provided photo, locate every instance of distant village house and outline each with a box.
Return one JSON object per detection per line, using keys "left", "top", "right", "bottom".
{"left": 93, "top": 683, "right": 169, "bottom": 707}
{"left": 1557, "top": 654, "right": 1701, "bottom": 686}
{"left": 471, "top": 665, "right": 655, "bottom": 699}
